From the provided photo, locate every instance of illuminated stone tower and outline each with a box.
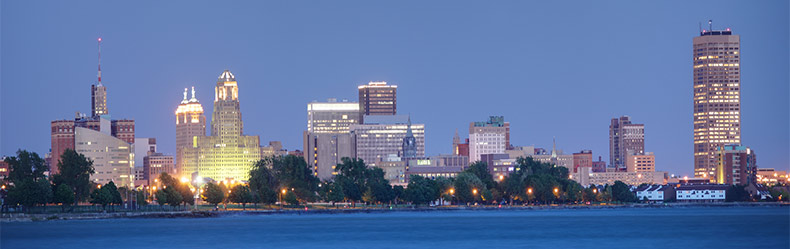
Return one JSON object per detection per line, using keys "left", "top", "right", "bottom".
{"left": 175, "top": 87, "right": 206, "bottom": 176}
{"left": 212, "top": 70, "right": 243, "bottom": 144}
{"left": 692, "top": 22, "right": 741, "bottom": 181}
{"left": 184, "top": 70, "right": 261, "bottom": 181}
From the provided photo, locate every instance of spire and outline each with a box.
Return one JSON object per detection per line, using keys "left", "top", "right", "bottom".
{"left": 551, "top": 137, "right": 557, "bottom": 158}
{"left": 97, "top": 37, "right": 102, "bottom": 86}
{"left": 190, "top": 86, "right": 198, "bottom": 102}
{"left": 181, "top": 88, "right": 188, "bottom": 104}
{"left": 218, "top": 70, "right": 235, "bottom": 82}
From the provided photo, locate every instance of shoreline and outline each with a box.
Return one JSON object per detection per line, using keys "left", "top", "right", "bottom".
{"left": 2, "top": 202, "right": 787, "bottom": 222}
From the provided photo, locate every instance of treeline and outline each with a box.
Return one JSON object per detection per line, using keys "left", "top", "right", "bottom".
{"left": 209, "top": 155, "right": 639, "bottom": 207}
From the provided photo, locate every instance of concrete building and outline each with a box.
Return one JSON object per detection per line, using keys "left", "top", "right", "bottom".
{"left": 635, "top": 184, "right": 675, "bottom": 202}
{"left": 307, "top": 99, "right": 360, "bottom": 134}
{"left": 715, "top": 144, "right": 756, "bottom": 185}
{"left": 358, "top": 81, "right": 396, "bottom": 122}
{"left": 609, "top": 116, "right": 644, "bottom": 172}
{"left": 592, "top": 156, "right": 606, "bottom": 173}
{"left": 133, "top": 138, "right": 157, "bottom": 176}
{"left": 693, "top": 23, "right": 742, "bottom": 181}
{"left": 571, "top": 167, "right": 666, "bottom": 187}
{"left": 174, "top": 87, "right": 207, "bottom": 177}
{"left": 178, "top": 70, "right": 262, "bottom": 181}
{"left": 676, "top": 184, "right": 728, "bottom": 202}
{"left": 74, "top": 123, "right": 133, "bottom": 187}
{"left": 626, "top": 152, "right": 655, "bottom": 173}
{"left": 303, "top": 99, "right": 362, "bottom": 180}
{"left": 350, "top": 115, "right": 425, "bottom": 165}
{"left": 469, "top": 116, "right": 510, "bottom": 163}
{"left": 572, "top": 150, "right": 593, "bottom": 173}
{"left": 505, "top": 146, "right": 535, "bottom": 160}
{"left": 373, "top": 155, "right": 407, "bottom": 185}
{"left": 304, "top": 132, "right": 355, "bottom": 180}
{"left": 529, "top": 141, "right": 573, "bottom": 170}
{"left": 144, "top": 153, "right": 176, "bottom": 185}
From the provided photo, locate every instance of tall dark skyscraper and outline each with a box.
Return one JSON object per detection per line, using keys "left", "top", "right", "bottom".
{"left": 692, "top": 22, "right": 741, "bottom": 181}
{"left": 609, "top": 116, "right": 645, "bottom": 171}
{"left": 358, "top": 81, "right": 397, "bottom": 122}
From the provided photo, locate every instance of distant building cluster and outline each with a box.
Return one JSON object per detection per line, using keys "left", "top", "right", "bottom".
{"left": 32, "top": 22, "right": 773, "bottom": 193}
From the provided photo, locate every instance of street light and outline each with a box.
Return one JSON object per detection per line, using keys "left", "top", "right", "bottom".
{"left": 280, "top": 188, "right": 287, "bottom": 210}
{"left": 449, "top": 188, "right": 455, "bottom": 206}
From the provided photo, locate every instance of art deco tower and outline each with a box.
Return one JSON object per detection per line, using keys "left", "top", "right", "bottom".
{"left": 213, "top": 70, "right": 244, "bottom": 144}
{"left": 175, "top": 87, "right": 206, "bottom": 175}
{"left": 692, "top": 22, "right": 741, "bottom": 181}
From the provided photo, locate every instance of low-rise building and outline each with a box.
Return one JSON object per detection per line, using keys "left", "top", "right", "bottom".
{"left": 635, "top": 184, "right": 675, "bottom": 202}
{"left": 675, "top": 184, "right": 727, "bottom": 202}
{"left": 745, "top": 183, "right": 772, "bottom": 200}
{"left": 571, "top": 167, "right": 666, "bottom": 187}
{"left": 756, "top": 168, "right": 788, "bottom": 186}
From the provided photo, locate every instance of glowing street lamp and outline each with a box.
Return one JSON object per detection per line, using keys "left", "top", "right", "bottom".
{"left": 554, "top": 188, "right": 559, "bottom": 194}
{"left": 473, "top": 188, "right": 478, "bottom": 195}
{"left": 279, "top": 188, "right": 287, "bottom": 210}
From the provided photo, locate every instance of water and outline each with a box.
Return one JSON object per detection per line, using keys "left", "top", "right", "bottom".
{"left": 2, "top": 206, "right": 788, "bottom": 248}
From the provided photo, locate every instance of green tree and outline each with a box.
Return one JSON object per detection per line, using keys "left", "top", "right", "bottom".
{"left": 52, "top": 149, "right": 94, "bottom": 205}
{"left": 271, "top": 155, "right": 320, "bottom": 203}
{"left": 326, "top": 182, "right": 345, "bottom": 207}
{"left": 164, "top": 187, "right": 183, "bottom": 207}
{"left": 405, "top": 175, "right": 436, "bottom": 206}
{"left": 366, "top": 167, "right": 394, "bottom": 204}
{"left": 102, "top": 181, "right": 123, "bottom": 208}
{"left": 453, "top": 172, "right": 486, "bottom": 203}
{"left": 5, "top": 150, "right": 48, "bottom": 183}
{"left": 6, "top": 178, "right": 52, "bottom": 212}
{"left": 202, "top": 182, "right": 225, "bottom": 209}
{"left": 564, "top": 181, "right": 584, "bottom": 203}
{"left": 90, "top": 187, "right": 113, "bottom": 211}
{"left": 248, "top": 159, "right": 279, "bottom": 205}
{"left": 726, "top": 184, "right": 752, "bottom": 202}
{"left": 155, "top": 189, "right": 168, "bottom": 210}
{"left": 228, "top": 184, "right": 254, "bottom": 210}
{"left": 54, "top": 184, "right": 75, "bottom": 212}
{"left": 434, "top": 177, "right": 454, "bottom": 205}
{"left": 465, "top": 161, "right": 496, "bottom": 189}
{"left": 284, "top": 191, "right": 299, "bottom": 205}
{"left": 611, "top": 181, "right": 635, "bottom": 203}
{"left": 335, "top": 158, "right": 368, "bottom": 206}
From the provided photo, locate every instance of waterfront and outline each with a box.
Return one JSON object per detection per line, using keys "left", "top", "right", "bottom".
{"left": 2, "top": 206, "right": 788, "bottom": 248}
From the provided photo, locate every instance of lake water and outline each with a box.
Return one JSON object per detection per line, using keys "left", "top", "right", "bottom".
{"left": 2, "top": 206, "right": 788, "bottom": 248}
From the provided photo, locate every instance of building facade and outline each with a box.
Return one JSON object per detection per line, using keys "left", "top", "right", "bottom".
{"left": 358, "top": 81, "right": 396, "bottom": 121}
{"left": 307, "top": 99, "right": 360, "bottom": 134}
{"left": 693, "top": 25, "right": 741, "bottom": 181}
{"left": 609, "top": 116, "right": 644, "bottom": 172}
{"left": 74, "top": 126, "right": 133, "bottom": 187}
{"left": 304, "top": 132, "right": 355, "bottom": 180}
{"left": 350, "top": 115, "right": 425, "bottom": 165}
{"left": 144, "top": 153, "right": 176, "bottom": 185}
{"left": 716, "top": 144, "right": 756, "bottom": 185}
{"left": 592, "top": 156, "right": 606, "bottom": 173}
{"left": 572, "top": 150, "right": 593, "bottom": 173}
{"left": 469, "top": 116, "right": 510, "bottom": 163}
{"left": 571, "top": 167, "right": 666, "bottom": 187}
{"left": 303, "top": 99, "right": 361, "bottom": 180}
{"left": 626, "top": 152, "right": 655, "bottom": 173}
{"left": 178, "top": 70, "right": 262, "bottom": 181}
{"left": 676, "top": 184, "right": 728, "bottom": 202}
{"left": 175, "top": 87, "right": 207, "bottom": 176}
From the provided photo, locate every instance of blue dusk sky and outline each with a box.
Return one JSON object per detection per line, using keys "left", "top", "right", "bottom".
{"left": 1, "top": 0, "right": 788, "bottom": 176}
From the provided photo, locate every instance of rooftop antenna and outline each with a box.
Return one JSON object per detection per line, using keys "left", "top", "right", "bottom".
{"left": 708, "top": 20, "right": 713, "bottom": 32}
{"left": 97, "top": 37, "right": 103, "bottom": 86}
{"left": 698, "top": 22, "right": 702, "bottom": 34}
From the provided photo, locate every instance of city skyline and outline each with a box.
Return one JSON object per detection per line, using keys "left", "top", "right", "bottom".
{"left": 2, "top": 1, "right": 788, "bottom": 177}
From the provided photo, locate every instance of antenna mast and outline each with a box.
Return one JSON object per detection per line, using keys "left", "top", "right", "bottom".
{"left": 98, "top": 37, "right": 102, "bottom": 85}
